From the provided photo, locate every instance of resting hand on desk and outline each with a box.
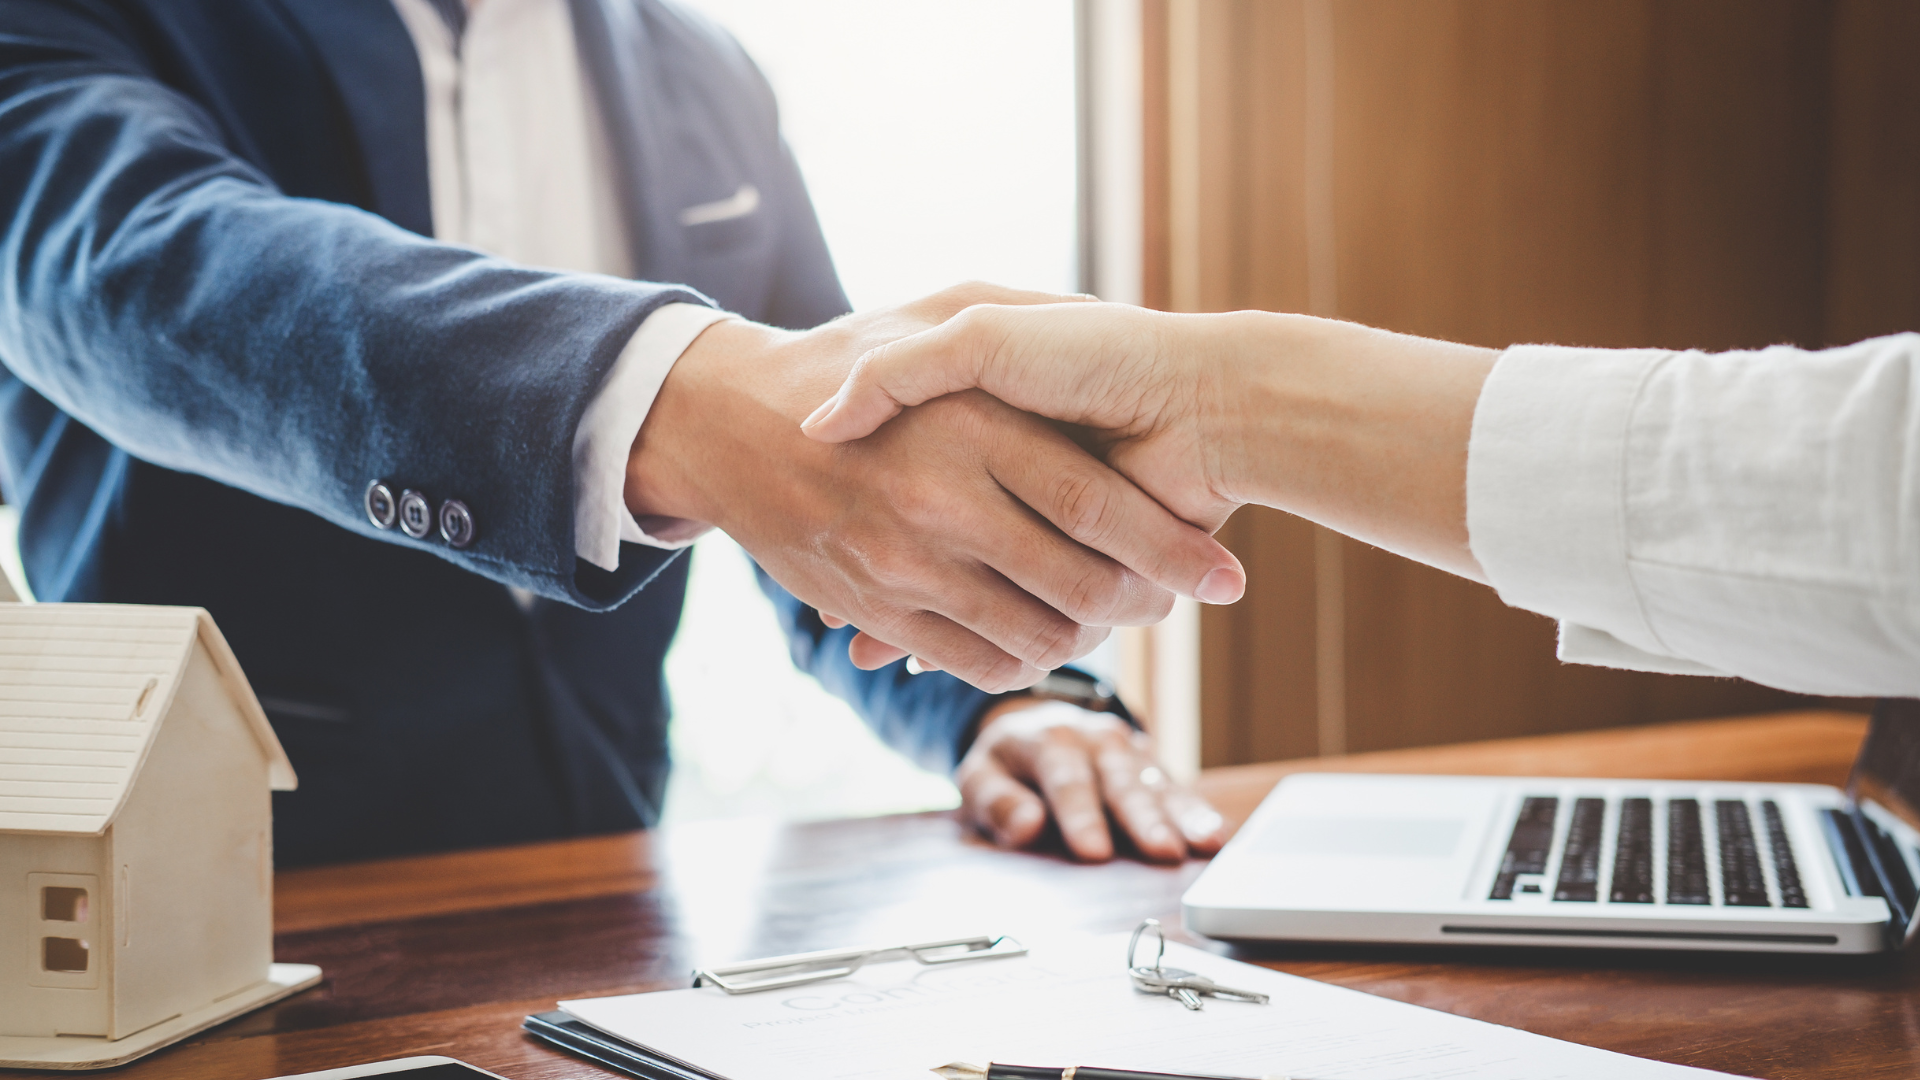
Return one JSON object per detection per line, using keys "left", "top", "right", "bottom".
{"left": 960, "top": 698, "right": 1224, "bottom": 862}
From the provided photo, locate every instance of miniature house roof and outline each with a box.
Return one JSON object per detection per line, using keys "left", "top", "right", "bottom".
{"left": 0, "top": 604, "right": 294, "bottom": 836}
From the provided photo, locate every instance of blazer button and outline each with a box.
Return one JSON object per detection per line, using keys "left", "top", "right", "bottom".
{"left": 398, "top": 489, "right": 433, "bottom": 538}
{"left": 439, "top": 499, "right": 475, "bottom": 549}
{"left": 365, "top": 481, "right": 397, "bottom": 530}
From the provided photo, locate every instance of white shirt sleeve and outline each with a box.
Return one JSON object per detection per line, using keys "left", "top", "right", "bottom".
{"left": 1466, "top": 332, "right": 1920, "bottom": 697}
{"left": 573, "top": 302, "right": 736, "bottom": 572}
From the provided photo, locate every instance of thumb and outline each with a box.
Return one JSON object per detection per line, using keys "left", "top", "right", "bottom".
{"left": 801, "top": 312, "right": 1005, "bottom": 443}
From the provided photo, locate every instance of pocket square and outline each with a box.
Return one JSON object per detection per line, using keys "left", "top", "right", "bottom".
{"left": 678, "top": 183, "right": 760, "bottom": 226}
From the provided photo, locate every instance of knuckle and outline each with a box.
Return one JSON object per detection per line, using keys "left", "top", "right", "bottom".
{"left": 858, "top": 546, "right": 912, "bottom": 593}
{"left": 946, "top": 280, "right": 997, "bottom": 306}
{"left": 1058, "top": 563, "right": 1129, "bottom": 625}
{"left": 978, "top": 655, "right": 1038, "bottom": 695}
{"left": 1136, "top": 584, "right": 1175, "bottom": 623}
{"left": 947, "top": 303, "right": 1010, "bottom": 346}
{"left": 1018, "top": 611, "right": 1086, "bottom": 671}
{"left": 921, "top": 281, "right": 992, "bottom": 318}
{"left": 1048, "top": 467, "right": 1121, "bottom": 544}
{"left": 930, "top": 386, "right": 997, "bottom": 427}
{"left": 892, "top": 477, "right": 957, "bottom": 531}
{"left": 1104, "top": 576, "right": 1174, "bottom": 627}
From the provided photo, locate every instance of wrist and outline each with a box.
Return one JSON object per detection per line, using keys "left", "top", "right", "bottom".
{"left": 1187, "top": 310, "right": 1285, "bottom": 509}
{"left": 1230, "top": 312, "right": 1499, "bottom": 576}
{"left": 623, "top": 318, "right": 787, "bottom": 530}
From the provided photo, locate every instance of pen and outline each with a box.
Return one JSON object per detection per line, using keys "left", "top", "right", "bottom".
{"left": 934, "top": 1061, "right": 1337, "bottom": 1080}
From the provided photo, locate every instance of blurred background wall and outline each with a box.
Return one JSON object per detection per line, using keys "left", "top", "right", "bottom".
{"left": 1120, "top": 0, "right": 1920, "bottom": 768}
{"left": 659, "top": 1, "right": 1083, "bottom": 822}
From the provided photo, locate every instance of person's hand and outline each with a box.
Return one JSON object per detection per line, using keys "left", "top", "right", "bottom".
{"left": 799, "top": 299, "right": 1499, "bottom": 582}
{"left": 801, "top": 301, "right": 1238, "bottom": 528}
{"left": 624, "top": 285, "right": 1246, "bottom": 693}
{"left": 959, "top": 698, "right": 1224, "bottom": 862}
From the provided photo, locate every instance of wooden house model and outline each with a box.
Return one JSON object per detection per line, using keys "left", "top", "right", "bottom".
{"left": 0, "top": 603, "right": 320, "bottom": 1070}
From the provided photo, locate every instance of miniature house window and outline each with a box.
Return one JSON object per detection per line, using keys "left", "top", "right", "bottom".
{"left": 42, "top": 885, "right": 88, "bottom": 922}
{"left": 42, "top": 936, "right": 89, "bottom": 972}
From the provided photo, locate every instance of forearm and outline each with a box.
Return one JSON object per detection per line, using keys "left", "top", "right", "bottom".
{"left": 0, "top": 68, "right": 706, "bottom": 603}
{"left": 1204, "top": 313, "right": 1498, "bottom": 580}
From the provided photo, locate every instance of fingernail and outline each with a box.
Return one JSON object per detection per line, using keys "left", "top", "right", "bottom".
{"left": 800, "top": 395, "right": 838, "bottom": 431}
{"left": 906, "top": 656, "right": 926, "bottom": 675}
{"left": 1194, "top": 567, "right": 1245, "bottom": 604}
{"left": 1180, "top": 807, "right": 1224, "bottom": 838}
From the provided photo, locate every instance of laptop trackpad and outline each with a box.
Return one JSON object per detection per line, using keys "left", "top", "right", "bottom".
{"left": 1266, "top": 817, "right": 1466, "bottom": 858}
{"left": 1196, "top": 776, "right": 1505, "bottom": 906}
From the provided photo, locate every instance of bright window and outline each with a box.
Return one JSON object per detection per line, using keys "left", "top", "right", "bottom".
{"left": 661, "top": 1, "right": 1081, "bottom": 824}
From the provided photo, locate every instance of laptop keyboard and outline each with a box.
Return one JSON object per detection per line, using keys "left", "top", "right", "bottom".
{"left": 1609, "top": 797, "right": 1655, "bottom": 902}
{"left": 1488, "top": 797, "right": 1557, "bottom": 899}
{"left": 1667, "top": 799, "right": 1711, "bottom": 904}
{"left": 1489, "top": 794, "right": 1812, "bottom": 908}
{"left": 1717, "top": 801, "right": 1769, "bottom": 906}
{"left": 1553, "top": 798, "right": 1605, "bottom": 901}
{"left": 1763, "top": 801, "right": 1808, "bottom": 907}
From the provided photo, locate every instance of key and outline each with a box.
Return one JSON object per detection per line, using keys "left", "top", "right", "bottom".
{"left": 1131, "top": 965, "right": 1206, "bottom": 1009}
{"left": 1162, "top": 971, "right": 1270, "bottom": 1005}
{"left": 1130, "top": 965, "right": 1271, "bottom": 1008}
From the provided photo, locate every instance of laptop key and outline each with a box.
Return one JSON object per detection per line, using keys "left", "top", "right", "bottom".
{"left": 1667, "top": 799, "right": 1711, "bottom": 904}
{"left": 1554, "top": 798, "right": 1605, "bottom": 901}
{"left": 1490, "top": 797, "right": 1558, "bottom": 900}
{"left": 1610, "top": 797, "right": 1655, "bottom": 903}
{"left": 1716, "top": 800, "right": 1770, "bottom": 906}
{"left": 1761, "top": 800, "right": 1808, "bottom": 908}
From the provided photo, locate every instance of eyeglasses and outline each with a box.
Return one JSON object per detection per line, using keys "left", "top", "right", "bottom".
{"left": 690, "top": 934, "right": 1028, "bottom": 994}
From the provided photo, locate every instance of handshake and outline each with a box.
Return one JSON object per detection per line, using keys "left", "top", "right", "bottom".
{"left": 629, "top": 282, "right": 1494, "bottom": 688}
{"left": 626, "top": 283, "right": 1242, "bottom": 694}
{"left": 627, "top": 282, "right": 1497, "bottom": 860}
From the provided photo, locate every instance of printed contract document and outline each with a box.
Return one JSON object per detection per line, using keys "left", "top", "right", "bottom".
{"left": 559, "top": 934, "right": 1744, "bottom": 1080}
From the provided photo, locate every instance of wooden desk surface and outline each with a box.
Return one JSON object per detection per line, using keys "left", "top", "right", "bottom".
{"left": 23, "top": 710, "right": 1914, "bottom": 1080}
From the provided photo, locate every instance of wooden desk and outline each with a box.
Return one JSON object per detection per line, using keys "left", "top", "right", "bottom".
{"left": 25, "top": 710, "right": 1914, "bottom": 1080}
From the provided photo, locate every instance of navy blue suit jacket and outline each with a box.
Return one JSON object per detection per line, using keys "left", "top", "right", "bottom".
{"left": 0, "top": 0, "right": 993, "bottom": 864}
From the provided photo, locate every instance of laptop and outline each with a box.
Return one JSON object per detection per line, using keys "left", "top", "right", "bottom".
{"left": 1183, "top": 700, "right": 1920, "bottom": 955}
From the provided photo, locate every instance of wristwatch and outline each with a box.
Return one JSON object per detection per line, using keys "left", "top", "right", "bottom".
{"left": 1022, "top": 669, "right": 1136, "bottom": 726}
{"left": 959, "top": 668, "right": 1141, "bottom": 760}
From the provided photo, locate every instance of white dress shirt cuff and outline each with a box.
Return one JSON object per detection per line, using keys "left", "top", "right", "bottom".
{"left": 1555, "top": 623, "right": 1727, "bottom": 678}
{"left": 573, "top": 302, "right": 737, "bottom": 572}
{"left": 1466, "top": 343, "right": 1702, "bottom": 666}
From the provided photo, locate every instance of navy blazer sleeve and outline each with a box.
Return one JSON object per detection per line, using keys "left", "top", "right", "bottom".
{"left": 0, "top": 2, "right": 705, "bottom": 608}
{"left": 754, "top": 562, "right": 996, "bottom": 774}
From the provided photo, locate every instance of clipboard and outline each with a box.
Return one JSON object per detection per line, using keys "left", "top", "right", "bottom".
{"left": 523, "top": 1011, "right": 711, "bottom": 1080}
{"left": 524, "top": 933, "right": 1736, "bottom": 1080}
{"left": 524, "top": 935, "right": 1027, "bottom": 1079}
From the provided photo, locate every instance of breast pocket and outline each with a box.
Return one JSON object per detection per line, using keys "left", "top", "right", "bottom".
{"left": 678, "top": 183, "right": 770, "bottom": 257}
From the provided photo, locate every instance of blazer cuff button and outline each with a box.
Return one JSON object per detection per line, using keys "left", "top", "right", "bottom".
{"left": 398, "top": 489, "right": 433, "bottom": 538}
{"left": 365, "top": 481, "right": 397, "bottom": 530}
{"left": 439, "top": 499, "right": 475, "bottom": 549}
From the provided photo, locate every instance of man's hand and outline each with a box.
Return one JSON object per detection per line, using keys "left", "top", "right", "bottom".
{"left": 959, "top": 698, "right": 1224, "bottom": 862}
{"left": 624, "top": 285, "right": 1246, "bottom": 693}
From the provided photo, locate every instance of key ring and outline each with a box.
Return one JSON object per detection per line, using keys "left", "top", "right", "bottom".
{"left": 1128, "top": 918, "right": 1167, "bottom": 972}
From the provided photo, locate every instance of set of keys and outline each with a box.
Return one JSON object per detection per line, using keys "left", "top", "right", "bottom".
{"left": 1126, "top": 919, "right": 1270, "bottom": 1011}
